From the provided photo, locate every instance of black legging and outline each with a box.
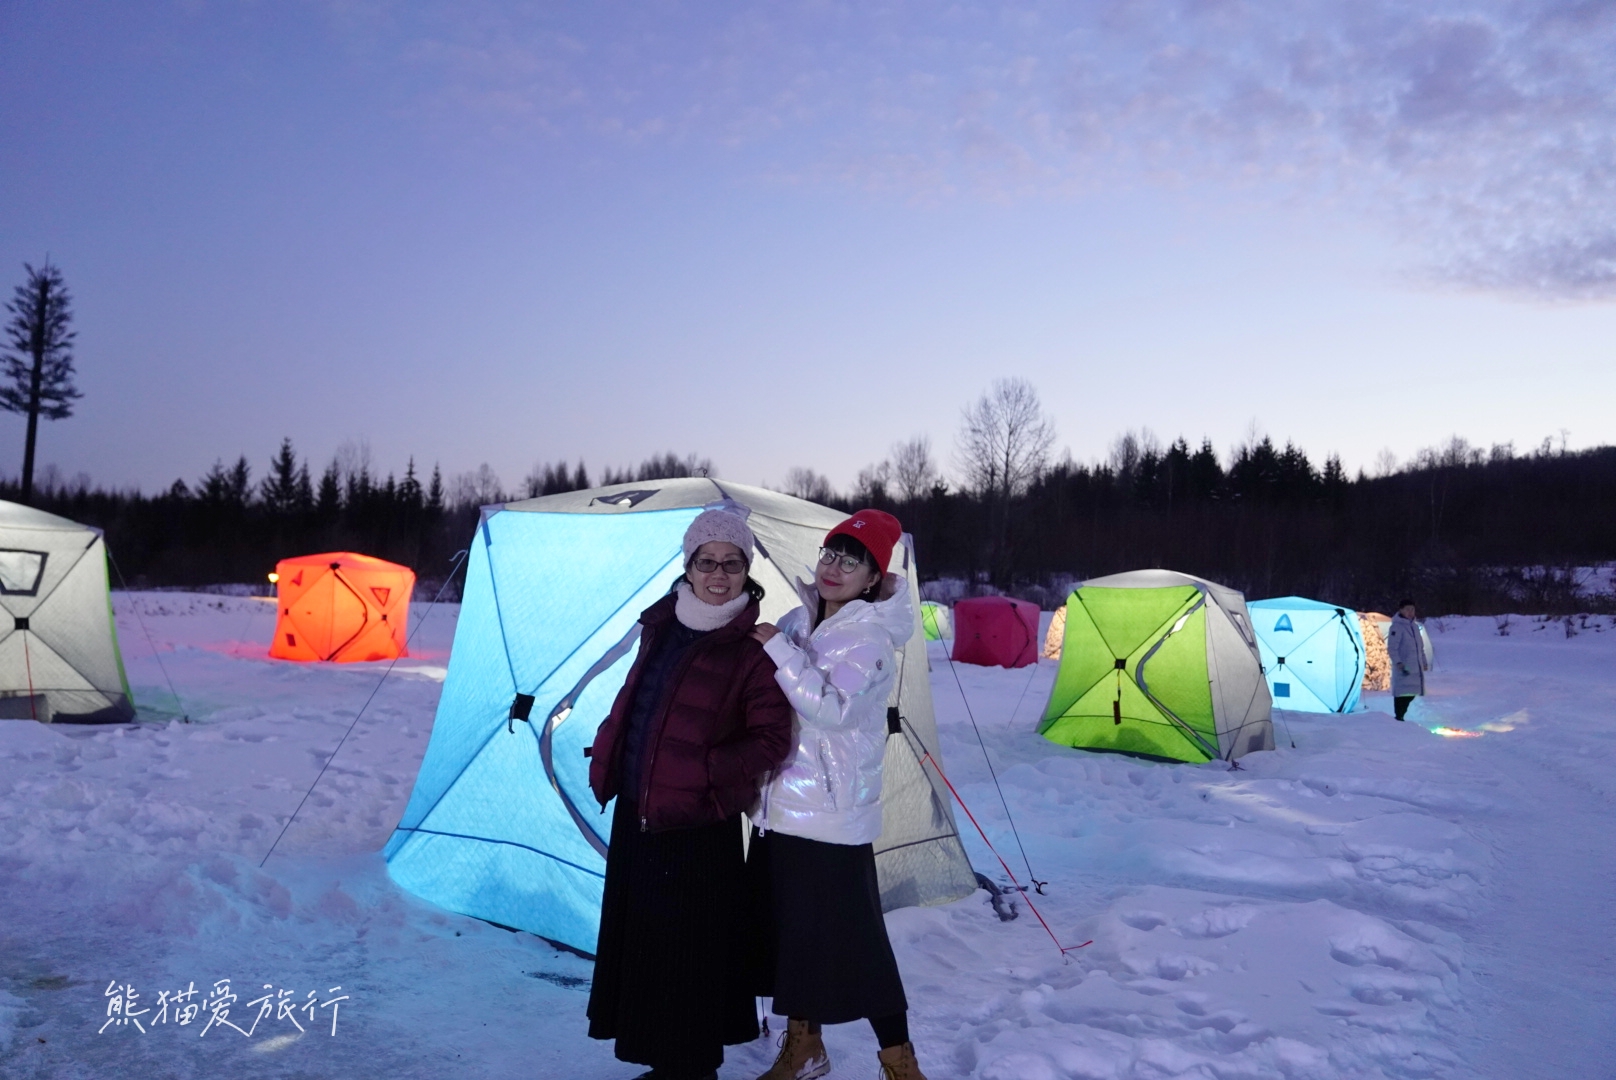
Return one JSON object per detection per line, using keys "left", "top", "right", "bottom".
{"left": 869, "top": 1012, "right": 909, "bottom": 1049}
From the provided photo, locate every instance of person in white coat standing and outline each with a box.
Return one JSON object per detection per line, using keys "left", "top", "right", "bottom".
{"left": 748, "top": 508, "right": 928, "bottom": 1080}
{"left": 1388, "top": 598, "right": 1428, "bottom": 721}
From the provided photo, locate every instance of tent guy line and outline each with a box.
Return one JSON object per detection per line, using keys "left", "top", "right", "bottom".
{"left": 906, "top": 721, "right": 1090, "bottom": 962}
{"left": 939, "top": 638, "right": 1046, "bottom": 892}
{"left": 258, "top": 547, "right": 468, "bottom": 868}
{"left": 107, "top": 550, "right": 187, "bottom": 721}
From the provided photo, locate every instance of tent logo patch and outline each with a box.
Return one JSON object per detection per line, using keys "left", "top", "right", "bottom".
{"left": 1273, "top": 614, "right": 1294, "bottom": 632}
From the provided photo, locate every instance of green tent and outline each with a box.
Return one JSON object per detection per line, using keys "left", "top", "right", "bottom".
{"left": 920, "top": 601, "right": 952, "bottom": 640}
{"left": 1039, "top": 570, "right": 1273, "bottom": 763}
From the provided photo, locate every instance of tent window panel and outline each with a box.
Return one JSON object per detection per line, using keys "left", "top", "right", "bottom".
{"left": 0, "top": 550, "right": 47, "bottom": 595}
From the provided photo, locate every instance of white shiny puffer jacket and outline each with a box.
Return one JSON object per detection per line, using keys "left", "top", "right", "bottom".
{"left": 751, "top": 573, "right": 914, "bottom": 845}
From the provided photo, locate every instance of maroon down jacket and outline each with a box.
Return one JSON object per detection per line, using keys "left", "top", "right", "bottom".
{"left": 588, "top": 592, "right": 794, "bottom": 832}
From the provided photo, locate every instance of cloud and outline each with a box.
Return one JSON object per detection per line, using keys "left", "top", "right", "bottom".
{"left": 334, "top": 1, "right": 1616, "bottom": 298}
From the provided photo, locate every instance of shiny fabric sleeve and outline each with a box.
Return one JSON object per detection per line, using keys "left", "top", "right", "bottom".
{"left": 762, "top": 628, "right": 890, "bottom": 732}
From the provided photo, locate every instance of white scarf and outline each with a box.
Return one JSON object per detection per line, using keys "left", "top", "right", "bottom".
{"left": 675, "top": 581, "right": 748, "bottom": 630}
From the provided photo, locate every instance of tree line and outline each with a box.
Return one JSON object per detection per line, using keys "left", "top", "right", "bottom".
{"left": 0, "top": 444, "right": 720, "bottom": 595}
{"left": 5, "top": 263, "right": 1611, "bottom": 613}
{"left": 3, "top": 375, "right": 1612, "bottom": 614}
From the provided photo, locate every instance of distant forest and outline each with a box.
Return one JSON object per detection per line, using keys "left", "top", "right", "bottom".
{"left": 5, "top": 436, "right": 1614, "bottom": 616}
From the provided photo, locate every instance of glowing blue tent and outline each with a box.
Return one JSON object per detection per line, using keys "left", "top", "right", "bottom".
{"left": 1248, "top": 597, "right": 1366, "bottom": 714}
{"left": 385, "top": 479, "right": 975, "bottom": 955}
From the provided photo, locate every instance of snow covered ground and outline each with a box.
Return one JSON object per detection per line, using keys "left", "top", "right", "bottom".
{"left": 0, "top": 595, "right": 1612, "bottom": 1079}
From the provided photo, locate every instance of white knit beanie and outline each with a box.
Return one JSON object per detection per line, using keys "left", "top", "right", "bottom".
{"left": 682, "top": 500, "right": 756, "bottom": 564}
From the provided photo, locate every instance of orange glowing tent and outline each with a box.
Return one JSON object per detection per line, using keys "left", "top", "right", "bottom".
{"left": 268, "top": 552, "right": 415, "bottom": 663}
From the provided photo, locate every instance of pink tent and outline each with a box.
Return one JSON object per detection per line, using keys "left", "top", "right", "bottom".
{"left": 951, "top": 596, "right": 1040, "bottom": 668}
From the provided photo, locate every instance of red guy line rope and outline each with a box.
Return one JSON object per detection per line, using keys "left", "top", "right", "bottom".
{"left": 920, "top": 750, "right": 1091, "bottom": 959}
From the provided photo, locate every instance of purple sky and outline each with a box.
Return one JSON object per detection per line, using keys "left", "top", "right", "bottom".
{"left": 3, "top": 1, "right": 1615, "bottom": 497}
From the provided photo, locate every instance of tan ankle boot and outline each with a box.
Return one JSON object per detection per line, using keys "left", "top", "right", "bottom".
{"left": 876, "top": 1040, "right": 927, "bottom": 1080}
{"left": 755, "top": 1018, "right": 830, "bottom": 1080}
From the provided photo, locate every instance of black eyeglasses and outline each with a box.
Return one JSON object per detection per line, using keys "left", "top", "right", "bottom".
{"left": 692, "top": 557, "right": 748, "bottom": 574}
{"left": 818, "top": 548, "right": 868, "bottom": 574}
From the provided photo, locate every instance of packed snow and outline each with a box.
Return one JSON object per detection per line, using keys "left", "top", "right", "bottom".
{"left": 0, "top": 595, "right": 1612, "bottom": 1079}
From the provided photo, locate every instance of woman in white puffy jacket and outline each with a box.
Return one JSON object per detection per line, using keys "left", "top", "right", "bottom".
{"left": 748, "top": 508, "right": 929, "bottom": 1080}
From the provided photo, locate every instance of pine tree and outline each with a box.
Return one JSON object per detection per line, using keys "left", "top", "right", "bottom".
{"left": 1, "top": 262, "right": 83, "bottom": 502}
{"left": 426, "top": 464, "right": 444, "bottom": 517}
{"left": 198, "top": 459, "right": 241, "bottom": 505}
{"left": 345, "top": 464, "right": 372, "bottom": 511}
{"left": 316, "top": 462, "right": 342, "bottom": 521}
{"left": 399, "top": 457, "right": 423, "bottom": 510}
{"left": 1188, "top": 438, "right": 1224, "bottom": 500}
{"left": 228, "top": 456, "right": 251, "bottom": 505}
{"left": 294, "top": 462, "right": 315, "bottom": 513}
{"left": 260, "top": 438, "right": 301, "bottom": 516}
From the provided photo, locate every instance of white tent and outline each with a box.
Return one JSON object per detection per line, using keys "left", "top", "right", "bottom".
{"left": 388, "top": 478, "right": 976, "bottom": 953}
{"left": 0, "top": 501, "right": 133, "bottom": 724}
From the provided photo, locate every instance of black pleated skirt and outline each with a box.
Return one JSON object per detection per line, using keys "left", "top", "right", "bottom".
{"left": 587, "top": 798, "right": 759, "bottom": 1075}
{"left": 749, "top": 830, "right": 909, "bottom": 1025}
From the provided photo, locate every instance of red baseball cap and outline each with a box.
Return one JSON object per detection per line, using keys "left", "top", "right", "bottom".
{"left": 824, "top": 508, "right": 903, "bottom": 573}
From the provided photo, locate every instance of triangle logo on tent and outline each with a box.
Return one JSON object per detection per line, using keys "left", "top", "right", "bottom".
{"left": 371, "top": 587, "right": 391, "bottom": 607}
{"left": 1273, "top": 614, "right": 1294, "bottom": 632}
{"left": 290, "top": 570, "right": 303, "bottom": 587}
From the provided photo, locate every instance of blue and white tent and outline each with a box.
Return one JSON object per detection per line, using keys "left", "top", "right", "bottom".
{"left": 385, "top": 478, "right": 976, "bottom": 955}
{"left": 1248, "top": 597, "right": 1366, "bottom": 714}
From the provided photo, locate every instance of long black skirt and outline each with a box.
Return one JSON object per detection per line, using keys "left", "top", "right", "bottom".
{"left": 750, "top": 830, "right": 908, "bottom": 1024}
{"left": 587, "top": 798, "right": 759, "bottom": 1074}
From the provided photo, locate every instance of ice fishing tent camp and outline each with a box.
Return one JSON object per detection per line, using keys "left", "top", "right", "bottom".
{"left": 951, "top": 596, "right": 1039, "bottom": 668}
{"left": 920, "top": 601, "right": 952, "bottom": 640}
{"left": 0, "top": 500, "right": 133, "bottom": 724}
{"left": 385, "top": 479, "right": 977, "bottom": 955}
{"left": 1248, "top": 597, "right": 1366, "bottom": 713}
{"left": 1039, "top": 570, "right": 1273, "bottom": 763}
{"left": 268, "top": 553, "right": 415, "bottom": 663}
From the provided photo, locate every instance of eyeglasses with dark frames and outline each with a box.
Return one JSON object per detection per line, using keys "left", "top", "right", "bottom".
{"left": 692, "top": 556, "right": 748, "bottom": 575}
{"left": 817, "top": 548, "right": 869, "bottom": 575}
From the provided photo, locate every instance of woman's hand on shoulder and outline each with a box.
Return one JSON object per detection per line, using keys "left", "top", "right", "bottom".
{"left": 751, "top": 622, "right": 780, "bottom": 646}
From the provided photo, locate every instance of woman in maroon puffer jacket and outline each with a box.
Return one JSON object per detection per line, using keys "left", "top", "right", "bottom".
{"left": 586, "top": 502, "right": 794, "bottom": 1080}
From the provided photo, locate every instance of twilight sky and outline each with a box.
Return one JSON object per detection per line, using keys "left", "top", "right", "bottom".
{"left": 3, "top": 1, "right": 1615, "bottom": 496}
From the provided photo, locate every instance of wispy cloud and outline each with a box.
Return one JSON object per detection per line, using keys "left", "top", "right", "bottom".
{"left": 332, "top": 1, "right": 1616, "bottom": 298}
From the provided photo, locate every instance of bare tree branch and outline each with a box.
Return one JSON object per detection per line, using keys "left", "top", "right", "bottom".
{"left": 956, "top": 377, "right": 1055, "bottom": 501}
{"left": 890, "top": 435, "right": 939, "bottom": 501}
{"left": 783, "top": 466, "right": 835, "bottom": 504}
